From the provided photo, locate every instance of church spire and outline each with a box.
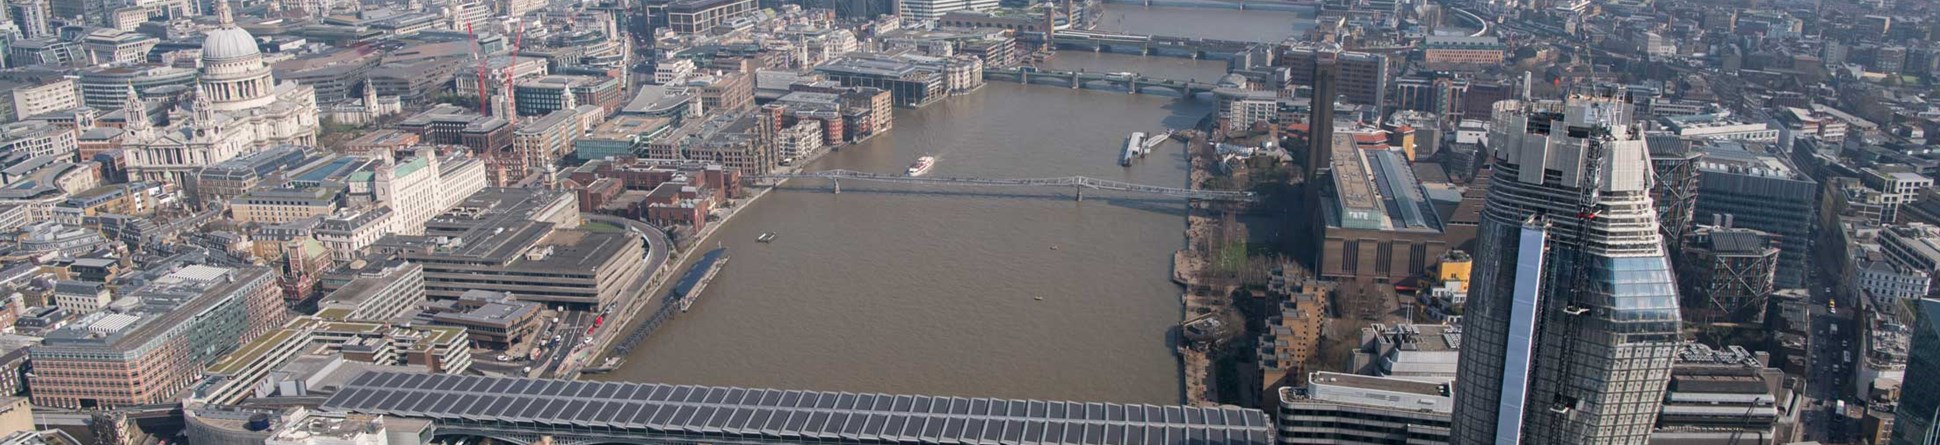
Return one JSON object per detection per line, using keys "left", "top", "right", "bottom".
{"left": 560, "top": 87, "right": 577, "bottom": 111}
{"left": 123, "top": 84, "right": 151, "bottom": 137}
{"left": 543, "top": 161, "right": 558, "bottom": 189}
{"left": 192, "top": 82, "right": 216, "bottom": 125}
{"left": 215, "top": 0, "right": 235, "bottom": 28}
{"left": 362, "top": 78, "right": 377, "bottom": 107}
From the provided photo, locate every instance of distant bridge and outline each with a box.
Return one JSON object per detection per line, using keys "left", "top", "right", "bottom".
{"left": 1100, "top": 0, "right": 1317, "bottom": 11}
{"left": 984, "top": 68, "right": 1222, "bottom": 96}
{"left": 1048, "top": 30, "right": 1263, "bottom": 59}
{"left": 754, "top": 169, "right": 1256, "bottom": 202}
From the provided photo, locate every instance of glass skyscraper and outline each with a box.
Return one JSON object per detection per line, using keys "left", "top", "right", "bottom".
{"left": 1449, "top": 97, "right": 1683, "bottom": 444}
{"left": 1895, "top": 298, "right": 1940, "bottom": 445}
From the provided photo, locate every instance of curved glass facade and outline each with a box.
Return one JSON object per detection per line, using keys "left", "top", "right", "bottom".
{"left": 1451, "top": 97, "right": 1682, "bottom": 445}
{"left": 1893, "top": 298, "right": 1940, "bottom": 445}
{"left": 1592, "top": 256, "right": 1680, "bottom": 329}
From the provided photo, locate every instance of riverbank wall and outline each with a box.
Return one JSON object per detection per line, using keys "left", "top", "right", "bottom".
{"left": 575, "top": 165, "right": 792, "bottom": 376}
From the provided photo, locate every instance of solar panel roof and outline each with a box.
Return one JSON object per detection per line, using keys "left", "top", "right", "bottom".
{"left": 319, "top": 372, "right": 1273, "bottom": 445}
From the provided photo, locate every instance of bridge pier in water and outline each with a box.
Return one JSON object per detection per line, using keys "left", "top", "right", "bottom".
{"left": 831, "top": 178, "right": 840, "bottom": 194}
{"left": 1074, "top": 185, "right": 1084, "bottom": 201}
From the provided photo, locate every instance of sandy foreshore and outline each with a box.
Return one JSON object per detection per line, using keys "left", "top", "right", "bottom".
{"left": 1174, "top": 127, "right": 1223, "bottom": 406}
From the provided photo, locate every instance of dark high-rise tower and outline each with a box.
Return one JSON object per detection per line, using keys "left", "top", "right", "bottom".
{"left": 1306, "top": 49, "right": 1338, "bottom": 173}
{"left": 1895, "top": 297, "right": 1940, "bottom": 444}
{"left": 1449, "top": 97, "right": 1682, "bottom": 444}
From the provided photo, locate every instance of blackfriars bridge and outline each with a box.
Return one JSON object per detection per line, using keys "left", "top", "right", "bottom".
{"left": 323, "top": 372, "right": 1275, "bottom": 445}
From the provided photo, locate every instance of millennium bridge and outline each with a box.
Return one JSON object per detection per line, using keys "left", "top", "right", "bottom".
{"left": 752, "top": 169, "right": 1256, "bottom": 202}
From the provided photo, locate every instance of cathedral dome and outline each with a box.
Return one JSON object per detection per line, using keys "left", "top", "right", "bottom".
{"left": 201, "top": 27, "right": 260, "bottom": 61}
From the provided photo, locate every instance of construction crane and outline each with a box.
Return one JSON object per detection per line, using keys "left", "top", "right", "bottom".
{"left": 504, "top": 21, "right": 526, "bottom": 124}
{"left": 468, "top": 23, "right": 489, "bottom": 115}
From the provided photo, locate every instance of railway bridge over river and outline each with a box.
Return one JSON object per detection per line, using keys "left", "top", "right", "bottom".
{"left": 983, "top": 68, "right": 1223, "bottom": 96}
{"left": 1046, "top": 30, "right": 1262, "bottom": 59}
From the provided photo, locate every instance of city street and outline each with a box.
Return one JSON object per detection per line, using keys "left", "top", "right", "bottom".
{"left": 555, "top": 214, "right": 676, "bottom": 376}
{"left": 1803, "top": 273, "right": 1857, "bottom": 443}
{"left": 533, "top": 310, "right": 594, "bottom": 377}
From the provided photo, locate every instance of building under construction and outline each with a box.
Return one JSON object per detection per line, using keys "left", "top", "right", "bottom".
{"left": 1679, "top": 225, "right": 1781, "bottom": 327}
{"left": 1648, "top": 134, "right": 1701, "bottom": 254}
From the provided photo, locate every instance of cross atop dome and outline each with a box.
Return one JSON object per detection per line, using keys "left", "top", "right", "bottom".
{"left": 215, "top": 0, "right": 235, "bottom": 28}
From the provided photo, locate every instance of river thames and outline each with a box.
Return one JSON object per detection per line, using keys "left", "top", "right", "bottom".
{"left": 599, "top": 5, "right": 1312, "bottom": 404}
